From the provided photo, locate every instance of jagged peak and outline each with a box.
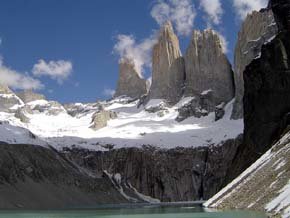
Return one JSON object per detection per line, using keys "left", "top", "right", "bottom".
{"left": 190, "top": 29, "right": 224, "bottom": 53}
{"left": 159, "top": 20, "right": 178, "bottom": 41}
{"left": 0, "top": 84, "right": 13, "bottom": 94}
{"left": 16, "top": 89, "right": 46, "bottom": 103}
{"left": 119, "top": 57, "right": 143, "bottom": 78}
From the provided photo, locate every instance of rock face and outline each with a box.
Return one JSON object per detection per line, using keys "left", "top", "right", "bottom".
{"left": 64, "top": 135, "right": 243, "bottom": 202}
{"left": 176, "top": 92, "right": 216, "bottom": 122}
{"left": 0, "top": 143, "right": 128, "bottom": 209}
{"left": 32, "top": 101, "right": 66, "bottom": 116}
{"left": 0, "top": 85, "right": 13, "bottom": 94}
{"left": 184, "top": 30, "right": 234, "bottom": 106}
{"left": 90, "top": 110, "right": 117, "bottom": 130}
{"left": 269, "top": 0, "right": 290, "bottom": 30}
{"left": 229, "top": 0, "right": 290, "bottom": 180}
{"left": 16, "top": 90, "right": 45, "bottom": 103}
{"left": 205, "top": 131, "right": 290, "bottom": 217}
{"left": 0, "top": 85, "right": 23, "bottom": 112}
{"left": 231, "top": 10, "right": 278, "bottom": 119}
{"left": 149, "top": 21, "right": 185, "bottom": 104}
{"left": 114, "top": 59, "right": 148, "bottom": 99}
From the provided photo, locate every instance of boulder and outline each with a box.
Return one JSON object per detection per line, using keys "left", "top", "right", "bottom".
{"left": 149, "top": 21, "right": 185, "bottom": 104}
{"left": 14, "top": 106, "right": 32, "bottom": 123}
{"left": 176, "top": 91, "right": 216, "bottom": 122}
{"left": 184, "top": 29, "right": 234, "bottom": 106}
{"left": 90, "top": 110, "right": 117, "bottom": 130}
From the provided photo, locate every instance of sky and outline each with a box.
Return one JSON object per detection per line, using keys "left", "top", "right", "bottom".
{"left": 0, "top": 0, "right": 268, "bottom": 103}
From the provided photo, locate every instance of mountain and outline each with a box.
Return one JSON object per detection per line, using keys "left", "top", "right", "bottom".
{"left": 0, "top": 0, "right": 288, "bottom": 213}
{"left": 205, "top": 0, "right": 290, "bottom": 217}
{"left": 184, "top": 29, "right": 234, "bottom": 106}
{"left": 231, "top": 9, "right": 277, "bottom": 120}
{"left": 149, "top": 21, "right": 185, "bottom": 104}
{"left": 114, "top": 58, "right": 148, "bottom": 99}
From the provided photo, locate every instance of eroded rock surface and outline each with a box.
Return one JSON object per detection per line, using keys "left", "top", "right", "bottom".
{"left": 16, "top": 90, "right": 45, "bottom": 104}
{"left": 90, "top": 110, "right": 117, "bottom": 130}
{"left": 229, "top": 0, "right": 290, "bottom": 181}
{"left": 149, "top": 21, "right": 185, "bottom": 104}
{"left": 0, "top": 85, "right": 23, "bottom": 112}
{"left": 114, "top": 58, "right": 148, "bottom": 99}
{"left": 0, "top": 143, "right": 128, "bottom": 209}
{"left": 64, "top": 135, "right": 243, "bottom": 202}
{"left": 184, "top": 30, "right": 234, "bottom": 106}
{"left": 231, "top": 10, "right": 277, "bottom": 119}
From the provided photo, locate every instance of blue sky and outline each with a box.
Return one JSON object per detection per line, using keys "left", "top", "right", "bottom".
{"left": 0, "top": 0, "right": 268, "bottom": 103}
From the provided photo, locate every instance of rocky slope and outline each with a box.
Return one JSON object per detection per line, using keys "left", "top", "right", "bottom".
{"left": 64, "top": 135, "right": 242, "bottom": 202}
{"left": 0, "top": 87, "right": 243, "bottom": 205}
{"left": 0, "top": 142, "right": 130, "bottom": 209}
{"left": 114, "top": 58, "right": 148, "bottom": 99}
{"left": 231, "top": 9, "right": 277, "bottom": 119}
{"left": 0, "top": 2, "right": 283, "bottom": 209}
{"left": 16, "top": 89, "right": 46, "bottom": 104}
{"left": 204, "top": 131, "right": 290, "bottom": 217}
{"left": 184, "top": 29, "right": 234, "bottom": 106}
{"left": 0, "top": 85, "right": 23, "bottom": 112}
{"left": 149, "top": 21, "right": 185, "bottom": 104}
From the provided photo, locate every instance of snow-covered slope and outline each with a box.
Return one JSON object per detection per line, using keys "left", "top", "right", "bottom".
{"left": 0, "top": 96, "right": 243, "bottom": 151}
{"left": 204, "top": 131, "right": 290, "bottom": 218}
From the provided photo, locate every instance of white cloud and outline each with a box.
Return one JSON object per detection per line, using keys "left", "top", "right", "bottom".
{"left": 102, "top": 88, "right": 115, "bottom": 97}
{"left": 32, "top": 59, "right": 73, "bottom": 84}
{"left": 217, "top": 32, "right": 228, "bottom": 54}
{"left": 113, "top": 34, "right": 157, "bottom": 76}
{"left": 151, "top": 0, "right": 196, "bottom": 36}
{"left": 0, "top": 58, "right": 43, "bottom": 90}
{"left": 233, "top": 0, "right": 268, "bottom": 20}
{"left": 199, "top": 0, "right": 223, "bottom": 25}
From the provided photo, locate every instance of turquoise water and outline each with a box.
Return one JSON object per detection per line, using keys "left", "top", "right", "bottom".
{"left": 0, "top": 206, "right": 267, "bottom": 218}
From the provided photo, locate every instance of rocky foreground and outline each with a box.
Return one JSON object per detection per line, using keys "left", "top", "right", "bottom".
{"left": 0, "top": 143, "right": 129, "bottom": 209}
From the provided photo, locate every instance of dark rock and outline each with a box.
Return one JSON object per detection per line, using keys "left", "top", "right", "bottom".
{"left": 229, "top": 0, "right": 290, "bottom": 179}
{"left": 269, "top": 0, "right": 290, "bottom": 31}
{"left": 64, "top": 135, "right": 243, "bottom": 202}
{"left": 0, "top": 143, "right": 128, "bottom": 209}
{"left": 231, "top": 10, "right": 277, "bottom": 120}
{"left": 176, "top": 92, "right": 216, "bottom": 122}
{"left": 215, "top": 103, "right": 226, "bottom": 121}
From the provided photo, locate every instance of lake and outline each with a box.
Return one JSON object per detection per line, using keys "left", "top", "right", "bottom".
{"left": 0, "top": 205, "right": 268, "bottom": 218}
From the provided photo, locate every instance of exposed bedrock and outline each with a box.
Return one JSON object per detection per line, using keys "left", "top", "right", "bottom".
{"left": 114, "top": 58, "right": 148, "bottom": 99}
{"left": 64, "top": 135, "right": 243, "bottom": 202}
{"left": 149, "top": 21, "right": 185, "bottom": 104}
{"left": 0, "top": 85, "right": 23, "bottom": 112}
{"left": 16, "top": 89, "right": 45, "bottom": 104}
{"left": 231, "top": 9, "right": 278, "bottom": 119}
{"left": 0, "top": 143, "right": 128, "bottom": 209}
{"left": 229, "top": 0, "right": 290, "bottom": 179}
{"left": 184, "top": 29, "right": 234, "bottom": 106}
